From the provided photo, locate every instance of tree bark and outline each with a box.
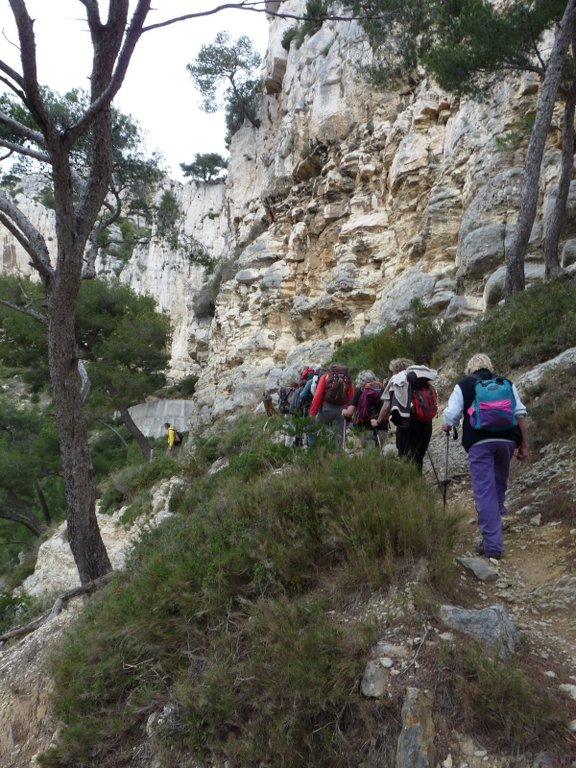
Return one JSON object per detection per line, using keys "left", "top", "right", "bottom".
{"left": 505, "top": 0, "right": 576, "bottom": 298}
{"left": 543, "top": 21, "right": 576, "bottom": 277}
{"left": 119, "top": 404, "right": 153, "bottom": 461}
{"left": 47, "top": 271, "right": 112, "bottom": 583}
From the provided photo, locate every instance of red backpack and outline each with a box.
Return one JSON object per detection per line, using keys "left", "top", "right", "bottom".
{"left": 410, "top": 379, "right": 438, "bottom": 422}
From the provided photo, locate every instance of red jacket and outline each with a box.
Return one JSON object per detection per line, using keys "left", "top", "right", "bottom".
{"left": 309, "top": 372, "right": 354, "bottom": 416}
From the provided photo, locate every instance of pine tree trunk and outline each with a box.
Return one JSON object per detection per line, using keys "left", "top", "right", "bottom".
{"left": 47, "top": 272, "right": 111, "bottom": 585}
{"left": 544, "top": 23, "right": 576, "bottom": 277}
{"left": 505, "top": 0, "right": 576, "bottom": 298}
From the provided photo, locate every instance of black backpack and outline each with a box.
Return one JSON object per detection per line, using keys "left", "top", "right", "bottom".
{"left": 173, "top": 428, "right": 183, "bottom": 445}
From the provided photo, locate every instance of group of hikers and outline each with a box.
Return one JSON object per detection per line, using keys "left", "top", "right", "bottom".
{"left": 164, "top": 353, "right": 528, "bottom": 562}
{"left": 279, "top": 353, "right": 528, "bottom": 561}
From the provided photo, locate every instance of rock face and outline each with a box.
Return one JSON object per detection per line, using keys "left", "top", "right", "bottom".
{"left": 0, "top": 2, "right": 573, "bottom": 425}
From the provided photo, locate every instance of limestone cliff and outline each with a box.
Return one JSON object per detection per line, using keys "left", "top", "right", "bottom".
{"left": 1, "top": 1, "right": 575, "bottom": 427}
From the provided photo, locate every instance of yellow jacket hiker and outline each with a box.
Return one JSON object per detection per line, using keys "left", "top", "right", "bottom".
{"left": 164, "top": 422, "right": 181, "bottom": 453}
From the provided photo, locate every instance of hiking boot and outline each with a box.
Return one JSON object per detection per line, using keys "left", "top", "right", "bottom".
{"left": 474, "top": 541, "right": 502, "bottom": 561}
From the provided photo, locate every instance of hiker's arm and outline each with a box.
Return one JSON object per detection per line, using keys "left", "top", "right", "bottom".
{"left": 516, "top": 417, "right": 529, "bottom": 461}
{"left": 442, "top": 385, "right": 464, "bottom": 431}
{"left": 371, "top": 401, "right": 390, "bottom": 428}
{"left": 309, "top": 375, "right": 325, "bottom": 416}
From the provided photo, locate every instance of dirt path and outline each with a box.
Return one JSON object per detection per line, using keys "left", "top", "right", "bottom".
{"left": 443, "top": 434, "right": 576, "bottom": 674}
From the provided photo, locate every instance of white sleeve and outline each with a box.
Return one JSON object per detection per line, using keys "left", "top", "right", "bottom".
{"left": 512, "top": 383, "right": 527, "bottom": 418}
{"left": 442, "top": 385, "right": 464, "bottom": 427}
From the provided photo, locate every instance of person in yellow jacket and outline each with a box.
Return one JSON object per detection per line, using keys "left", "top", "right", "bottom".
{"left": 164, "top": 422, "right": 178, "bottom": 454}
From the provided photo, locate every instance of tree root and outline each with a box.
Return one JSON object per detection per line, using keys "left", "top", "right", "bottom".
{"left": 0, "top": 571, "right": 114, "bottom": 645}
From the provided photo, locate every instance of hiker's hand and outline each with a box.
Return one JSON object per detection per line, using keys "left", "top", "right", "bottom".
{"left": 370, "top": 418, "right": 378, "bottom": 428}
{"left": 441, "top": 423, "right": 451, "bottom": 433}
{"left": 516, "top": 442, "right": 529, "bottom": 461}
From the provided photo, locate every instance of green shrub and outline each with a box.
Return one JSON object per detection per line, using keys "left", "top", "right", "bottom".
{"left": 454, "top": 280, "right": 576, "bottom": 371}
{"left": 443, "top": 641, "right": 568, "bottom": 752}
{"left": 334, "top": 304, "right": 453, "bottom": 381}
{"left": 0, "top": 590, "right": 31, "bottom": 634}
{"left": 98, "top": 454, "right": 179, "bottom": 515}
{"left": 46, "top": 449, "right": 459, "bottom": 765}
{"left": 519, "top": 366, "right": 576, "bottom": 452}
{"left": 158, "top": 374, "right": 198, "bottom": 398}
{"left": 281, "top": 26, "right": 299, "bottom": 50}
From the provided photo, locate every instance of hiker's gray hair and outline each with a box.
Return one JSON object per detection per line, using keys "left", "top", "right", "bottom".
{"left": 465, "top": 353, "right": 493, "bottom": 375}
{"left": 355, "top": 369, "right": 378, "bottom": 388}
{"left": 388, "top": 358, "right": 414, "bottom": 374}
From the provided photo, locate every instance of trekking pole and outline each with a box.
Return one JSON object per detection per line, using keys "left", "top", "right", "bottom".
{"left": 441, "top": 429, "right": 451, "bottom": 509}
{"left": 426, "top": 448, "right": 441, "bottom": 489}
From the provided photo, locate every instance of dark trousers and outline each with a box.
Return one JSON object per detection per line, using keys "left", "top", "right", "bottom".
{"left": 395, "top": 420, "right": 433, "bottom": 473}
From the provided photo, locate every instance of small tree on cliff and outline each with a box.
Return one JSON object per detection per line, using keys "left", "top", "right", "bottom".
{"left": 187, "top": 32, "right": 262, "bottom": 144}
{"left": 180, "top": 152, "right": 228, "bottom": 182}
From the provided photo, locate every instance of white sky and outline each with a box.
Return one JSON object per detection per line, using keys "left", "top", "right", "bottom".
{"left": 0, "top": 1, "right": 269, "bottom": 181}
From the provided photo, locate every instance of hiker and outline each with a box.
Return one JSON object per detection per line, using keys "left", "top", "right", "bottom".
{"left": 441, "top": 353, "right": 528, "bottom": 560}
{"left": 164, "top": 422, "right": 179, "bottom": 454}
{"left": 309, "top": 363, "right": 354, "bottom": 449}
{"left": 342, "top": 369, "right": 386, "bottom": 449}
{"left": 371, "top": 358, "right": 437, "bottom": 472}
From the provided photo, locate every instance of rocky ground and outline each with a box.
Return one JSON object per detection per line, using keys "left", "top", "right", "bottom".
{"left": 364, "top": 429, "right": 576, "bottom": 768}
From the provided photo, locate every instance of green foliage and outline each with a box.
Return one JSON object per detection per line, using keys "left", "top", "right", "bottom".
{"left": 46, "top": 435, "right": 459, "bottom": 764}
{"left": 494, "top": 114, "right": 535, "bottom": 152}
{"left": 159, "top": 374, "right": 198, "bottom": 399}
{"left": 75, "top": 280, "right": 171, "bottom": 423}
{"left": 180, "top": 152, "right": 228, "bottom": 182}
{"left": 97, "top": 217, "right": 152, "bottom": 265}
{"left": 37, "top": 186, "right": 55, "bottom": 209}
{"left": 187, "top": 32, "right": 262, "bottom": 143}
{"left": 0, "top": 590, "right": 31, "bottom": 634}
{"left": 443, "top": 640, "right": 567, "bottom": 750}
{"left": 334, "top": 302, "right": 453, "bottom": 381}
{"left": 518, "top": 366, "right": 576, "bottom": 452}
{"left": 0, "top": 276, "right": 49, "bottom": 392}
{"left": 453, "top": 280, "right": 576, "bottom": 372}
{"left": 281, "top": 0, "right": 332, "bottom": 50}
{"left": 89, "top": 425, "right": 131, "bottom": 483}
{"left": 281, "top": 26, "right": 299, "bottom": 50}
{"left": 0, "top": 87, "right": 163, "bottom": 205}
{"left": 0, "top": 397, "right": 64, "bottom": 549}
{"left": 154, "top": 191, "right": 215, "bottom": 268}
{"left": 98, "top": 453, "right": 179, "bottom": 516}
{"left": 355, "top": 0, "right": 568, "bottom": 94}
{"left": 300, "top": 0, "right": 331, "bottom": 40}
{"left": 155, "top": 190, "right": 181, "bottom": 249}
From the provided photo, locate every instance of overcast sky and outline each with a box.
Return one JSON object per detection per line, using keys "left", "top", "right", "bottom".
{"left": 0, "top": 1, "right": 269, "bottom": 181}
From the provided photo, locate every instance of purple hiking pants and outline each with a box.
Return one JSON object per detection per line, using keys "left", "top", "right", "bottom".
{"left": 467, "top": 439, "right": 515, "bottom": 557}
